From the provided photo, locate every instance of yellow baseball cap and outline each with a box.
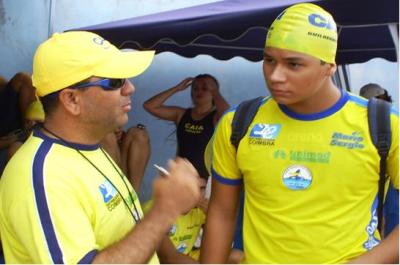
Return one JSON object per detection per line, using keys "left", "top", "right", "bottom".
{"left": 265, "top": 3, "right": 337, "bottom": 63}
{"left": 32, "top": 31, "right": 155, "bottom": 97}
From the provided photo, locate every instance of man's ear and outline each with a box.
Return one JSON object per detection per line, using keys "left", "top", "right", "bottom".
{"left": 326, "top": 63, "right": 337, "bottom": 76}
{"left": 58, "top": 88, "right": 81, "bottom": 115}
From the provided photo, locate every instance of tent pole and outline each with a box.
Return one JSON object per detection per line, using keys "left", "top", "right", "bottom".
{"left": 389, "top": 23, "right": 399, "bottom": 61}
{"left": 48, "top": 0, "right": 56, "bottom": 37}
{"left": 334, "top": 65, "right": 350, "bottom": 91}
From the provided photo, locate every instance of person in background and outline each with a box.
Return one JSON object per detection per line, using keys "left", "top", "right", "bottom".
{"left": 144, "top": 177, "right": 208, "bottom": 263}
{"left": 201, "top": 3, "right": 398, "bottom": 264}
{"left": 101, "top": 124, "right": 150, "bottom": 191}
{"left": 0, "top": 73, "right": 36, "bottom": 171}
{"left": 359, "top": 83, "right": 399, "bottom": 238}
{"left": 143, "top": 74, "right": 229, "bottom": 181}
{"left": 359, "top": 83, "right": 393, "bottom": 103}
{"left": 0, "top": 31, "right": 201, "bottom": 264}
{"left": 7, "top": 99, "right": 45, "bottom": 159}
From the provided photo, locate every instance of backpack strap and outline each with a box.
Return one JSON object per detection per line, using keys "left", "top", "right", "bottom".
{"left": 367, "top": 97, "right": 392, "bottom": 234}
{"left": 230, "top": 97, "right": 263, "bottom": 149}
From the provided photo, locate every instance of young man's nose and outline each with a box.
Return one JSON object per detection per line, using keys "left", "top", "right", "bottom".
{"left": 269, "top": 65, "right": 286, "bottom": 82}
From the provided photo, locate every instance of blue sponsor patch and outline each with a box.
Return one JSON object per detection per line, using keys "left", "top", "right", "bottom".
{"left": 99, "top": 181, "right": 118, "bottom": 203}
{"left": 176, "top": 243, "right": 187, "bottom": 253}
{"left": 250, "top": 124, "right": 281, "bottom": 140}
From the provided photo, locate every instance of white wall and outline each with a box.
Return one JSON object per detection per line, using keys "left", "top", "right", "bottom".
{"left": 0, "top": 0, "right": 49, "bottom": 79}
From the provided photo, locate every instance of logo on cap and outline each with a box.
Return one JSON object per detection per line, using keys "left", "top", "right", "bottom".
{"left": 93, "top": 37, "right": 111, "bottom": 49}
{"left": 308, "top": 14, "right": 334, "bottom": 30}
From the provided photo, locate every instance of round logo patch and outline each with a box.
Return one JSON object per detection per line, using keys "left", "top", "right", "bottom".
{"left": 168, "top": 224, "right": 177, "bottom": 236}
{"left": 282, "top": 165, "right": 312, "bottom": 190}
{"left": 177, "top": 242, "right": 187, "bottom": 253}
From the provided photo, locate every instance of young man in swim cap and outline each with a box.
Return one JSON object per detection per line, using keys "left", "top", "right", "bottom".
{"left": 200, "top": 3, "right": 399, "bottom": 263}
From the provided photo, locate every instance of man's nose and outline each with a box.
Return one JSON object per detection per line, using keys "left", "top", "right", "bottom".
{"left": 269, "top": 65, "right": 286, "bottom": 82}
{"left": 121, "top": 79, "right": 135, "bottom": 96}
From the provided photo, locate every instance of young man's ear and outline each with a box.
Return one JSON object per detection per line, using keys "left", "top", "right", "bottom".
{"left": 326, "top": 63, "right": 337, "bottom": 76}
{"left": 58, "top": 88, "right": 81, "bottom": 115}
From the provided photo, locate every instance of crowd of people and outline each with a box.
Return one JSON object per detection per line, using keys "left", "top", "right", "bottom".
{"left": 0, "top": 2, "right": 398, "bottom": 264}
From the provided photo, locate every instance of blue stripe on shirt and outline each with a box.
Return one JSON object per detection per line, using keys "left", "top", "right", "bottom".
{"left": 32, "top": 141, "right": 64, "bottom": 263}
{"left": 78, "top": 250, "right": 97, "bottom": 264}
{"left": 211, "top": 167, "right": 242, "bottom": 186}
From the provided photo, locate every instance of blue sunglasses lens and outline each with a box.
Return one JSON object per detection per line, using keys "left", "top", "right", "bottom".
{"left": 73, "top": 78, "right": 126, "bottom": 90}
{"left": 106, "top": 78, "right": 125, "bottom": 90}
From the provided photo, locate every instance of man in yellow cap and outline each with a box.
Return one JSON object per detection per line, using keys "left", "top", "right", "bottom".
{"left": 0, "top": 31, "right": 201, "bottom": 263}
{"left": 201, "top": 3, "right": 398, "bottom": 264}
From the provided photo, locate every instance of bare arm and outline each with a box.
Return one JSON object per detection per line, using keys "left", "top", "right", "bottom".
{"left": 0, "top": 134, "right": 18, "bottom": 150}
{"left": 92, "top": 158, "right": 201, "bottom": 263}
{"left": 143, "top": 78, "right": 193, "bottom": 124}
{"left": 348, "top": 226, "right": 399, "bottom": 264}
{"left": 200, "top": 179, "right": 241, "bottom": 263}
{"left": 157, "top": 236, "right": 198, "bottom": 264}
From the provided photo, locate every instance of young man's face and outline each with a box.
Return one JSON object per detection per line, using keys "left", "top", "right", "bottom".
{"left": 262, "top": 47, "right": 336, "bottom": 109}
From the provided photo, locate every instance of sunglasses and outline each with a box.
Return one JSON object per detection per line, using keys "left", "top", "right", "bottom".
{"left": 73, "top": 78, "right": 126, "bottom": 91}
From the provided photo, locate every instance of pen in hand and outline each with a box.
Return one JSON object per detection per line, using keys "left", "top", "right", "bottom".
{"left": 153, "top": 164, "right": 170, "bottom": 177}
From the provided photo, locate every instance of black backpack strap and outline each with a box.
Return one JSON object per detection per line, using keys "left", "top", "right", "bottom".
{"left": 367, "top": 97, "right": 392, "bottom": 234}
{"left": 230, "top": 97, "right": 263, "bottom": 149}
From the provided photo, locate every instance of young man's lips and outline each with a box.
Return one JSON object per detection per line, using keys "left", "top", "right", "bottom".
{"left": 271, "top": 89, "right": 290, "bottom": 96}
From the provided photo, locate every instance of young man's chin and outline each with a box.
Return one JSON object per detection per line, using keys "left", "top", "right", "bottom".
{"left": 272, "top": 96, "right": 295, "bottom": 105}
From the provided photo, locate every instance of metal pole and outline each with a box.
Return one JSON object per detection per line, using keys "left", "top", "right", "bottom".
{"left": 48, "top": 0, "right": 55, "bottom": 37}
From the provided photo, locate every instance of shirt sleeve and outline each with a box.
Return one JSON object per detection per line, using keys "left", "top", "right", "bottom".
{"left": 388, "top": 111, "right": 399, "bottom": 189}
{"left": 10, "top": 172, "right": 98, "bottom": 264}
{"left": 211, "top": 110, "right": 242, "bottom": 185}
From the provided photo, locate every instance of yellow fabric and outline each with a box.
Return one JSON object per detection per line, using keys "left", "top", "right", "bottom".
{"left": 143, "top": 201, "right": 205, "bottom": 257}
{"left": 168, "top": 208, "right": 205, "bottom": 256}
{"left": 188, "top": 248, "right": 200, "bottom": 260}
{"left": 32, "top": 31, "right": 155, "bottom": 96}
{"left": 265, "top": 3, "right": 337, "bottom": 63}
{"left": 204, "top": 135, "right": 214, "bottom": 175}
{"left": 211, "top": 91, "right": 399, "bottom": 263}
{"left": 0, "top": 129, "right": 159, "bottom": 264}
{"left": 25, "top": 100, "right": 45, "bottom": 121}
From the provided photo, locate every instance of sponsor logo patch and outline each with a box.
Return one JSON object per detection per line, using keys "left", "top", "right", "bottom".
{"left": 99, "top": 180, "right": 121, "bottom": 211}
{"left": 249, "top": 124, "right": 281, "bottom": 146}
{"left": 282, "top": 165, "right": 312, "bottom": 190}
{"left": 330, "top": 131, "right": 365, "bottom": 149}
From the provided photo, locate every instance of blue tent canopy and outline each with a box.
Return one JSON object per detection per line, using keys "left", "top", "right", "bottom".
{"left": 76, "top": 0, "right": 399, "bottom": 65}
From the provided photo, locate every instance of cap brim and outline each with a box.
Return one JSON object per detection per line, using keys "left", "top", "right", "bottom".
{"left": 94, "top": 50, "right": 155, "bottom": 79}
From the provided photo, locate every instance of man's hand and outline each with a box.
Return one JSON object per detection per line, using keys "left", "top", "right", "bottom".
{"left": 152, "top": 157, "right": 201, "bottom": 222}
{"left": 93, "top": 157, "right": 201, "bottom": 264}
{"left": 197, "top": 197, "right": 209, "bottom": 213}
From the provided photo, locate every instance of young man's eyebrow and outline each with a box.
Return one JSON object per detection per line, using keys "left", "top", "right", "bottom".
{"left": 263, "top": 52, "right": 272, "bottom": 58}
{"left": 284, "top": 56, "right": 304, "bottom": 62}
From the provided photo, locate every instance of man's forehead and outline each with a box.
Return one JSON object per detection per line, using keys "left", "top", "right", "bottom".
{"left": 264, "top": 47, "right": 320, "bottom": 61}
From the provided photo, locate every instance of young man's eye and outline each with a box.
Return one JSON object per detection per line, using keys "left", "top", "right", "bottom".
{"left": 263, "top": 57, "right": 275, "bottom": 65}
{"left": 288, "top": 62, "right": 301, "bottom": 68}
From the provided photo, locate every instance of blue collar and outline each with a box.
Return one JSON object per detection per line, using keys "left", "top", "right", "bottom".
{"left": 278, "top": 89, "right": 349, "bottom": 121}
{"left": 34, "top": 128, "right": 100, "bottom": 151}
